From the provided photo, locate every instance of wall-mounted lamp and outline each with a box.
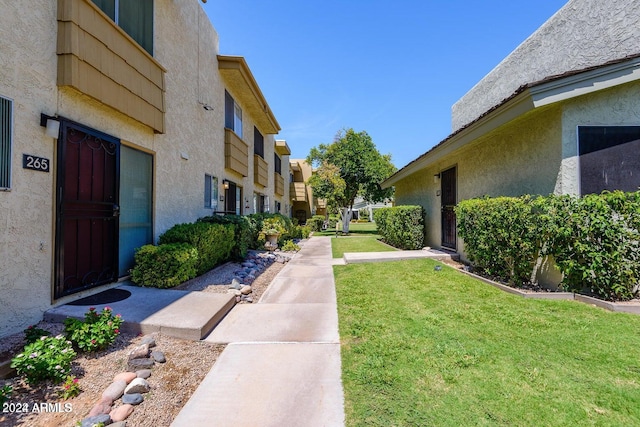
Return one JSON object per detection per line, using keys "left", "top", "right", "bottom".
{"left": 223, "top": 180, "right": 230, "bottom": 190}
{"left": 433, "top": 173, "right": 441, "bottom": 184}
{"left": 40, "top": 113, "right": 60, "bottom": 138}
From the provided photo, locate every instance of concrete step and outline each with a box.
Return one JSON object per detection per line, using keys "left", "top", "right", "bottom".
{"left": 44, "top": 285, "right": 236, "bottom": 341}
{"left": 343, "top": 249, "right": 459, "bottom": 264}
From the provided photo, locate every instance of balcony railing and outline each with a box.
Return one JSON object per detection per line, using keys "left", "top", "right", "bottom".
{"left": 254, "top": 154, "right": 268, "bottom": 187}
{"left": 275, "top": 173, "right": 285, "bottom": 196}
{"left": 225, "top": 128, "right": 248, "bottom": 176}
{"left": 57, "top": 0, "right": 165, "bottom": 133}
{"left": 290, "top": 182, "right": 307, "bottom": 201}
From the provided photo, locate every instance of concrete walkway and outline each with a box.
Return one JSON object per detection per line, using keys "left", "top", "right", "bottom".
{"left": 172, "top": 237, "right": 345, "bottom": 427}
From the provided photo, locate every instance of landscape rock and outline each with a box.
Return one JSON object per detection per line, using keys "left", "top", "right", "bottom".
{"left": 231, "top": 278, "right": 243, "bottom": 290}
{"left": 113, "top": 371, "right": 137, "bottom": 384}
{"left": 102, "top": 380, "right": 127, "bottom": 401}
{"left": 136, "top": 369, "right": 152, "bottom": 379}
{"left": 111, "top": 422, "right": 127, "bottom": 427}
{"left": 110, "top": 404, "right": 134, "bottom": 422}
{"left": 80, "top": 414, "right": 111, "bottom": 427}
{"left": 127, "top": 358, "right": 155, "bottom": 371}
{"left": 240, "top": 285, "right": 252, "bottom": 295}
{"left": 241, "top": 295, "right": 253, "bottom": 303}
{"left": 127, "top": 343, "right": 150, "bottom": 360}
{"left": 151, "top": 350, "right": 166, "bottom": 363}
{"left": 122, "top": 393, "right": 144, "bottom": 405}
{"left": 227, "top": 289, "right": 241, "bottom": 296}
{"left": 125, "top": 377, "right": 151, "bottom": 394}
{"left": 140, "top": 335, "right": 157, "bottom": 348}
{"left": 88, "top": 396, "right": 113, "bottom": 417}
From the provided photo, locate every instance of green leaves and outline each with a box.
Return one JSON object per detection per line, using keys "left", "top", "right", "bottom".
{"left": 11, "top": 335, "right": 76, "bottom": 384}
{"left": 455, "top": 191, "right": 640, "bottom": 301}
{"left": 64, "top": 307, "right": 123, "bottom": 352}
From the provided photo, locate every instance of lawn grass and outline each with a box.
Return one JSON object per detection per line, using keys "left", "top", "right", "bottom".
{"left": 321, "top": 222, "right": 396, "bottom": 258}
{"left": 335, "top": 258, "right": 640, "bottom": 426}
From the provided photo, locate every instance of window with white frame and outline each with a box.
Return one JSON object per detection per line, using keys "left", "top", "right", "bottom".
{"left": 204, "top": 174, "right": 218, "bottom": 210}
{"left": 0, "top": 96, "right": 12, "bottom": 190}
{"left": 91, "top": 0, "right": 154, "bottom": 55}
{"left": 225, "top": 90, "right": 243, "bottom": 139}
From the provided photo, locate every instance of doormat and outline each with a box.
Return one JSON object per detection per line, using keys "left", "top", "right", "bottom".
{"left": 67, "top": 289, "right": 132, "bottom": 306}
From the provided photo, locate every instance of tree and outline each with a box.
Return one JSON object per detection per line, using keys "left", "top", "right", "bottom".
{"left": 306, "top": 128, "right": 396, "bottom": 233}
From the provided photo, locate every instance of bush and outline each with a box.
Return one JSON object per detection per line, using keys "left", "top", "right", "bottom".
{"left": 456, "top": 196, "right": 540, "bottom": 286}
{"left": 374, "top": 206, "right": 425, "bottom": 250}
{"left": 306, "top": 215, "right": 325, "bottom": 232}
{"left": 159, "top": 222, "right": 234, "bottom": 274}
{"left": 455, "top": 191, "right": 640, "bottom": 301}
{"left": 131, "top": 243, "right": 198, "bottom": 288}
{"left": 199, "top": 214, "right": 255, "bottom": 260}
{"left": 64, "top": 306, "right": 123, "bottom": 352}
{"left": 1, "top": 385, "right": 12, "bottom": 406}
{"left": 24, "top": 325, "right": 51, "bottom": 344}
{"left": 248, "top": 213, "right": 295, "bottom": 246}
{"left": 11, "top": 335, "right": 76, "bottom": 384}
{"left": 281, "top": 240, "right": 301, "bottom": 251}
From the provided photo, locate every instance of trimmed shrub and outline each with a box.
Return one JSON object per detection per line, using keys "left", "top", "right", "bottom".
{"left": 306, "top": 215, "right": 325, "bottom": 232}
{"left": 455, "top": 191, "right": 640, "bottom": 301}
{"left": 374, "top": 205, "right": 425, "bottom": 250}
{"left": 131, "top": 243, "right": 198, "bottom": 288}
{"left": 456, "top": 196, "right": 540, "bottom": 286}
{"left": 159, "top": 222, "right": 234, "bottom": 274}
{"left": 248, "top": 213, "right": 296, "bottom": 246}
{"left": 199, "top": 214, "right": 255, "bottom": 260}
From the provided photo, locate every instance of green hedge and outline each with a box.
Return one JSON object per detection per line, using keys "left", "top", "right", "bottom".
{"left": 159, "top": 222, "right": 234, "bottom": 275}
{"left": 455, "top": 191, "right": 640, "bottom": 301}
{"left": 374, "top": 205, "right": 425, "bottom": 250}
{"left": 131, "top": 243, "right": 198, "bottom": 288}
{"left": 198, "top": 214, "right": 255, "bottom": 260}
{"left": 306, "top": 215, "right": 325, "bottom": 232}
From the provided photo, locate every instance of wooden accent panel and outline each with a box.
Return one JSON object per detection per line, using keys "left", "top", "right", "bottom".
{"left": 254, "top": 154, "right": 268, "bottom": 187}
{"left": 290, "top": 182, "right": 307, "bottom": 201}
{"left": 225, "top": 128, "right": 248, "bottom": 177}
{"left": 57, "top": 0, "right": 165, "bottom": 133}
{"left": 275, "top": 173, "right": 285, "bottom": 196}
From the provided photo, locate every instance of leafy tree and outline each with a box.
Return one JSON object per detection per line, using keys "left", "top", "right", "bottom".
{"left": 307, "top": 128, "right": 396, "bottom": 232}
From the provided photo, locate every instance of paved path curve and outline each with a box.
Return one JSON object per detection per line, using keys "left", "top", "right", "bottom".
{"left": 172, "top": 237, "right": 345, "bottom": 427}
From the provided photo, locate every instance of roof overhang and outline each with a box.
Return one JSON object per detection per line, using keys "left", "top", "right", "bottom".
{"left": 290, "top": 160, "right": 301, "bottom": 172}
{"left": 275, "top": 139, "right": 291, "bottom": 155}
{"left": 382, "top": 55, "right": 640, "bottom": 188}
{"left": 218, "top": 55, "right": 281, "bottom": 134}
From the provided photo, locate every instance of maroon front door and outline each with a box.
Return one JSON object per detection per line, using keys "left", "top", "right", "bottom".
{"left": 441, "top": 166, "right": 457, "bottom": 250}
{"left": 55, "top": 121, "right": 120, "bottom": 298}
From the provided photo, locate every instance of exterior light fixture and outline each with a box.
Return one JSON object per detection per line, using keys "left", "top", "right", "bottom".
{"left": 433, "top": 173, "right": 441, "bottom": 184}
{"left": 223, "top": 180, "right": 229, "bottom": 190}
{"left": 40, "top": 113, "right": 60, "bottom": 138}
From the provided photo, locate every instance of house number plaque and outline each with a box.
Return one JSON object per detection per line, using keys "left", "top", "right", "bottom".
{"left": 22, "top": 154, "right": 50, "bottom": 173}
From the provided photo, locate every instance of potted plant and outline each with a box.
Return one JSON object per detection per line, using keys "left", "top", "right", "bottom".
{"left": 260, "top": 217, "right": 286, "bottom": 248}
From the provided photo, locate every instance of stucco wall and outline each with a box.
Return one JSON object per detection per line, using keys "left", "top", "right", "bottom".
{"left": 452, "top": 0, "right": 640, "bottom": 132}
{"left": 395, "top": 106, "right": 563, "bottom": 253}
{"left": 0, "top": 2, "right": 62, "bottom": 337}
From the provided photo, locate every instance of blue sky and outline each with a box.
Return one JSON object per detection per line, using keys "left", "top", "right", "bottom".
{"left": 202, "top": 1, "right": 569, "bottom": 169}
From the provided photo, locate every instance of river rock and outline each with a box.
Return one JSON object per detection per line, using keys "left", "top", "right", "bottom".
{"left": 231, "top": 278, "right": 243, "bottom": 290}
{"left": 125, "top": 378, "right": 150, "bottom": 394}
{"left": 80, "top": 414, "right": 111, "bottom": 427}
{"left": 151, "top": 350, "right": 166, "bottom": 363}
{"left": 110, "top": 404, "right": 134, "bottom": 422}
{"left": 240, "top": 285, "right": 252, "bottom": 295}
{"left": 122, "top": 393, "right": 144, "bottom": 405}
{"left": 140, "top": 335, "right": 157, "bottom": 348}
{"left": 227, "top": 289, "right": 241, "bottom": 296}
{"left": 113, "top": 371, "right": 137, "bottom": 384}
{"left": 136, "top": 369, "right": 152, "bottom": 379}
{"left": 128, "top": 358, "right": 154, "bottom": 371}
{"left": 102, "top": 380, "right": 127, "bottom": 401}
{"left": 127, "top": 343, "right": 150, "bottom": 360}
{"left": 88, "top": 396, "right": 113, "bottom": 417}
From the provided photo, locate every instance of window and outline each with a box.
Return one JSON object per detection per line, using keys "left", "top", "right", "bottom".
{"left": 253, "top": 193, "right": 270, "bottom": 213}
{"left": 0, "top": 96, "right": 12, "bottom": 190}
{"left": 275, "top": 201, "right": 281, "bottom": 213}
{"left": 578, "top": 126, "right": 640, "bottom": 195}
{"left": 204, "top": 174, "right": 218, "bottom": 210}
{"left": 254, "top": 127, "right": 264, "bottom": 158}
{"left": 91, "top": 0, "right": 154, "bottom": 55}
{"left": 225, "top": 91, "right": 243, "bottom": 138}
{"left": 274, "top": 153, "right": 282, "bottom": 174}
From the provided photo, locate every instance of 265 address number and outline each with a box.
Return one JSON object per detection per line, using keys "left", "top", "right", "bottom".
{"left": 23, "top": 154, "right": 50, "bottom": 172}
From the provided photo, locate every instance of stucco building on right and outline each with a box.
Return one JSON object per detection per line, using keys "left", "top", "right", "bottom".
{"left": 382, "top": 0, "right": 640, "bottom": 258}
